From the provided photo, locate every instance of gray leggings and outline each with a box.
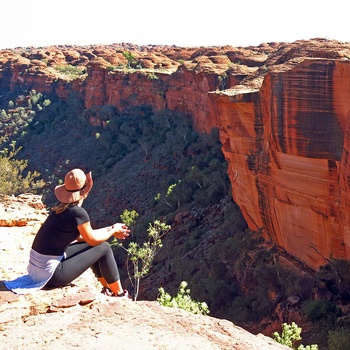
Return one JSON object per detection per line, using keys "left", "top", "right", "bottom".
{"left": 46, "top": 242, "right": 120, "bottom": 287}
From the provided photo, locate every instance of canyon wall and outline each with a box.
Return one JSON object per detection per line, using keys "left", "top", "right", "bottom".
{"left": 1, "top": 40, "right": 350, "bottom": 269}
{"left": 211, "top": 59, "right": 350, "bottom": 269}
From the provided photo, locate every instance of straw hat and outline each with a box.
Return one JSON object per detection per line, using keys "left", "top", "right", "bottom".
{"left": 54, "top": 169, "right": 93, "bottom": 203}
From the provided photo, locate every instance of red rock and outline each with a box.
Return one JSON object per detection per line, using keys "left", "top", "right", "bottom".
{"left": 0, "top": 290, "right": 20, "bottom": 305}
{"left": 2, "top": 39, "right": 350, "bottom": 270}
{"left": 0, "top": 194, "right": 47, "bottom": 227}
{"left": 214, "top": 41, "right": 350, "bottom": 269}
{"left": 51, "top": 289, "right": 96, "bottom": 308}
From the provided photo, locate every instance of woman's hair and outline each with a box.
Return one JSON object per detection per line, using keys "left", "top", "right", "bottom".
{"left": 53, "top": 200, "right": 80, "bottom": 214}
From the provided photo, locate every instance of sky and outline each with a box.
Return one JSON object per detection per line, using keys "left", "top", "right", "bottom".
{"left": 1, "top": 0, "right": 349, "bottom": 50}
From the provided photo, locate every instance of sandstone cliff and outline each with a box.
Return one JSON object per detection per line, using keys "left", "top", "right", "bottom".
{"left": 1, "top": 39, "right": 350, "bottom": 270}
{"left": 211, "top": 39, "right": 350, "bottom": 269}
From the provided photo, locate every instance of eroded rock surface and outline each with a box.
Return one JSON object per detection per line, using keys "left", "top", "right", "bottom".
{"left": 214, "top": 39, "right": 350, "bottom": 269}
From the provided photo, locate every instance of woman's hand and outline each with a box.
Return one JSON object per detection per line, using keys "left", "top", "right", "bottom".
{"left": 112, "top": 223, "right": 130, "bottom": 240}
{"left": 78, "top": 221, "right": 130, "bottom": 246}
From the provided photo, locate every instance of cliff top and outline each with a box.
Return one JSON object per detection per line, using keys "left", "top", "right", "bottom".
{"left": 2, "top": 38, "right": 350, "bottom": 101}
{"left": 0, "top": 194, "right": 288, "bottom": 349}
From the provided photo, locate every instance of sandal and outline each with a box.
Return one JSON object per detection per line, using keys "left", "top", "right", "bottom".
{"left": 117, "top": 289, "right": 132, "bottom": 299}
{"left": 101, "top": 287, "right": 132, "bottom": 299}
{"left": 101, "top": 286, "right": 114, "bottom": 296}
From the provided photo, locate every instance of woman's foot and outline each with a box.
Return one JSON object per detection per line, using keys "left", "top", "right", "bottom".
{"left": 101, "top": 287, "right": 132, "bottom": 299}
{"left": 117, "top": 289, "right": 132, "bottom": 299}
{"left": 101, "top": 286, "right": 114, "bottom": 296}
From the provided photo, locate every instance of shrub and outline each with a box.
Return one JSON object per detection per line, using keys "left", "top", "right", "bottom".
{"left": 54, "top": 65, "right": 86, "bottom": 80}
{"left": 316, "top": 259, "right": 350, "bottom": 300}
{"left": 158, "top": 281, "right": 210, "bottom": 315}
{"left": 301, "top": 300, "right": 340, "bottom": 324}
{"left": 127, "top": 220, "right": 170, "bottom": 300}
{"left": 273, "top": 322, "right": 318, "bottom": 350}
{"left": 0, "top": 147, "right": 44, "bottom": 196}
{"left": 107, "top": 65, "right": 116, "bottom": 72}
{"left": 328, "top": 327, "right": 350, "bottom": 350}
{"left": 122, "top": 51, "right": 137, "bottom": 68}
{"left": 120, "top": 209, "right": 139, "bottom": 227}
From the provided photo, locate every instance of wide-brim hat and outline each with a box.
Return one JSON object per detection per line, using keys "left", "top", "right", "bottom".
{"left": 54, "top": 169, "right": 93, "bottom": 203}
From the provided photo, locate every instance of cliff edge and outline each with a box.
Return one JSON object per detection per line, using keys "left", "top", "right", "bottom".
{"left": 0, "top": 195, "right": 288, "bottom": 350}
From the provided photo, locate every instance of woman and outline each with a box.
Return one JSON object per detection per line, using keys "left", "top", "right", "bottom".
{"left": 4, "top": 168, "right": 130, "bottom": 297}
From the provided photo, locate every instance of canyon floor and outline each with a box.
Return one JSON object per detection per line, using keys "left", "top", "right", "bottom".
{"left": 0, "top": 194, "right": 289, "bottom": 350}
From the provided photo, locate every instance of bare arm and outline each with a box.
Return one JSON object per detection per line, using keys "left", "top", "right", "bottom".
{"left": 77, "top": 221, "right": 130, "bottom": 246}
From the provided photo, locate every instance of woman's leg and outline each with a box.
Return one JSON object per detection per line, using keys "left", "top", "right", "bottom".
{"left": 98, "top": 277, "right": 125, "bottom": 296}
{"left": 46, "top": 242, "right": 122, "bottom": 294}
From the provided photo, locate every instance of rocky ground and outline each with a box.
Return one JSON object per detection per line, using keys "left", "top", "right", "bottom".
{"left": 0, "top": 194, "right": 289, "bottom": 350}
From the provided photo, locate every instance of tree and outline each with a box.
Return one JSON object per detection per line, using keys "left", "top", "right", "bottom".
{"left": 122, "top": 51, "right": 137, "bottom": 68}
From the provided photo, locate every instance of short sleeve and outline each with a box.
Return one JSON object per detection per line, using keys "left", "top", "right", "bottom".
{"left": 73, "top": 206, "right": 90, "bottom": 226}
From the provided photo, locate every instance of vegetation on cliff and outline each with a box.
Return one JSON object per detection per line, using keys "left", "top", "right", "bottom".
{"left": 2, "top": 81, "right": 350, "bottom": 349}
{"left": 0, "top": 145, "right": 44, "bottom": 196}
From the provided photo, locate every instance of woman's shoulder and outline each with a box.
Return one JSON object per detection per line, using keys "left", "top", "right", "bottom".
{"left": 67, "top": 205, "right": 88, "bottom": 215}
{"left": 68, "top": 205, "right": 90, "bottom": 219}
{"left": 69, "top": 205, "right": 87, "bottom": 212}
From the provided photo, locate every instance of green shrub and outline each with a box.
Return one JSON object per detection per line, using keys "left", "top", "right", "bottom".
{"left": 158, "top": 281, "right": 210, "bottom": 315}
{"left": 0, "top": 147, "right": 44, "bottom": 196}
{"left": 107, "top": 65, "right": 116, "bottom": 72}
{"left": 328, "top": 327, "right": 350, "bottom": 350}
{"left": 122, "top": 51, "right": 137, "bottom": 68}
{"left": 273, "top": 322, "right": 318, "bottom": 350}
{"left": 30, "top": 90, "right": 42, "bottom": 105}
{"left": 54, "top": 65, "right": 85, "bottom": 79}
{"left": 120, "top": 209, "right": 139, "bottom": 227}
{"left": 301, "top": 300, "right": 340, "bottom": 324}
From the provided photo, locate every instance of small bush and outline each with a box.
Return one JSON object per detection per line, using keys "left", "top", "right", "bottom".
{"left": 158, "top": 281, "right": 210, "bottom": 315}
{"left": 107, "top": 65, "right": 116, "bottom": 72}
{"left": 0, "top": 147, "right": 44, "bottom": 196}
{"left": 54, "top": 65, "right": 86, "bottom": 80}
{"left": 328, "top": 327, "right": 350, "bottom": 350}
{"left": 301, "top": 300, "right": 340, "bottom": 323}
{"left": 273, "top": 322, "right": 318, "bottom": 350}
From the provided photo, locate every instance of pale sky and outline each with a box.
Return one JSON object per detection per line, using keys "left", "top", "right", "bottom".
{"left": 1, "top": 0, "right": 349, "bottom": 50}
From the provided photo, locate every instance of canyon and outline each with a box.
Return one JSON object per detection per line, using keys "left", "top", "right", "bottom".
{"left": 1, "top": 38, "right": 350, "bottom": 271}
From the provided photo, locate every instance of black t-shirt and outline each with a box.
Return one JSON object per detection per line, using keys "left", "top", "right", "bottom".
{"left": 32, "top": 206, "right": 90, "bottom": 256}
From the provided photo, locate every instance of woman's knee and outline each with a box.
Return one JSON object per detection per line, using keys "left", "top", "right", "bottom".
{"left": 99, "top": 241, "right": 112, "bottom": 252}
{"left": 92, "top": 241, "right": 113, "bottom": 258}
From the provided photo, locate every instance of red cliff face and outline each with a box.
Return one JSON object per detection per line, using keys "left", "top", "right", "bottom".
{"left": 1, "top": 39, "right": 350, "bottom": 270}
{"left": 82, "top": 48, "right": 256, "bottom": 132}
{"left": 211, "top": 40, "right": 350, "bottom": 269}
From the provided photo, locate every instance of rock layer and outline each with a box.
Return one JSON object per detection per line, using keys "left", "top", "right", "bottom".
{"left": 215, "top": 49, "right": 350, "bottom": 269}
{"left": 2, "top": 39, "right": 350, "bottom": 269}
